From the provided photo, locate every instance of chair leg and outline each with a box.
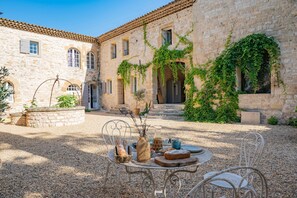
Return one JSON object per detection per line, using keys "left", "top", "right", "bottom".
{"left": 104, "top": 161, "right": 111, "bottom": 187}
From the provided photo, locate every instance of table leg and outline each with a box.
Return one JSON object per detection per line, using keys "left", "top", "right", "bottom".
{"left": 125, "top": 165, "right": 200, "bottom": 197}
{"left": 125, "top": 166, "right": 156, "bottom": 198}
{"left": 163, "top": 166, "right": 200, "bottom": 197}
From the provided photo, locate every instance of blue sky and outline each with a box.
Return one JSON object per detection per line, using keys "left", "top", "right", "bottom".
{"left": 0, "top": 0, "right": 173, "bottom": 36}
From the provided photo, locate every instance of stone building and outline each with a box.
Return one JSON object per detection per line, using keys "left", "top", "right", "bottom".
{"left": 0, "top": 18, "right": 100, "bottom": 112}
{"left": 192, "top": 0, "right": 297, "bottom": 123}
{"left": 0, "top": 0, "right": 296, "bottom": 123}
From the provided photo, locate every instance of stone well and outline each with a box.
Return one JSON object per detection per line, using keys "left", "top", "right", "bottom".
{"left": 26, "top": 106, "right": 85, "bottom": 128}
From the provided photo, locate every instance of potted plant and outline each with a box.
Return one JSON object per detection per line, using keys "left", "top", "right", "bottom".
{"left": 133, "top": 89, "right": 145, "bottom": 115}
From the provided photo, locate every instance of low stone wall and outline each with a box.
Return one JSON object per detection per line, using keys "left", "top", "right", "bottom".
{"left": 26, "top": 106, "right": 85, "bottom": 128}
{"left": 10, "top": 112, "right": 26, "bottom": 126}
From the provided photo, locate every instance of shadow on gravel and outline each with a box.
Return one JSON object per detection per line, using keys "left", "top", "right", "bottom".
{"left": 0, "top": 131, "right": 126, "bottom": 197}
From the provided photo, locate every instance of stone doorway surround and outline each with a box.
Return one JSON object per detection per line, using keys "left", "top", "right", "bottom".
{"left": 154, "top": 62, "right": 186, "bottom": 104}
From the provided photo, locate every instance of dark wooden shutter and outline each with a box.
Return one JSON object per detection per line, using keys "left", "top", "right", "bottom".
{"left": 82, "top": 83, "right": 89, "bottom": 108}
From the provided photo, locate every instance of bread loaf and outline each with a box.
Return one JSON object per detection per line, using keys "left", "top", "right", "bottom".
{"left": 115, "top": 139, "right": 127, "bottom": 157}
{"left": 164, "top": 150, "right": 190, "bottom": 160}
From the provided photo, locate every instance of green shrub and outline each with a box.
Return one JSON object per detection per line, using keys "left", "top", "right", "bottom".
{"left": 288, "top": 117, "right": 297, "bottom": 128}
{"left": 85, "top": 109, "right": 91, "bottom": 112}
{"left": 267, "top": 116, "right": 278, "bottom": 125}
{"left": 0, "top": 67, "right": 13, "bottom": 113}
{"left": 56, "top": 95, "right": 78, "bottom": 108}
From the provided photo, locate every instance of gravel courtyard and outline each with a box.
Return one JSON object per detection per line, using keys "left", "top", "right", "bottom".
{"left": 0, "top": 112, "right": 296, "bottom": 198}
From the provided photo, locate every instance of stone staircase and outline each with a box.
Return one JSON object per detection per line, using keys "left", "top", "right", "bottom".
{"left": 108, "top": 104, "right": 129, "bottom": 115}
{"left": 148, "top": 104, "right": 185, "bottom": 121}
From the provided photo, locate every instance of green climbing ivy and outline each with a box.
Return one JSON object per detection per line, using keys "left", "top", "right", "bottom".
{"left": 117, "top": 59, "right": 151, "bottom": 86}
{"left": 148, "top": 27, "right": 193, "bottom": 85}
{"left": 117, "top": 24, "right": 282, "bottom": 124}
{"left": 117, "top": 24, "right": 193, "bottom": 86}
{"left": 184, "top": 33, "right": 282, "bottom": 123}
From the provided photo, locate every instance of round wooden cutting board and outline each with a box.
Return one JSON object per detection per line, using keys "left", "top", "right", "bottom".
{"left": 154, "top": 156, "right": 198, "bottom": 167}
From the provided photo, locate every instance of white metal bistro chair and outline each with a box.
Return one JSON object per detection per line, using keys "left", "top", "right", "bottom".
{"left": 203, "top": 133, "right": 265, "bottom": 191}
{"left": 101, "top": 119, "right": 132, "bottom": 187}
{"left": 187, "top": 166, "right": 268, "bottom": 198}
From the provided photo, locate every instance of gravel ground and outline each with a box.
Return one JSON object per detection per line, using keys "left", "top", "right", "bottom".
{"left": 0, "top": 112, "right": 296, "bottom": 198}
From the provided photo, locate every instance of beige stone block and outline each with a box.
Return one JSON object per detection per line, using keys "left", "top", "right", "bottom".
{"left": 270, "top": 103, "right": 283, "bottom": 110}
{"left": 241, "top": 111, "right": 261, "bottom": 125}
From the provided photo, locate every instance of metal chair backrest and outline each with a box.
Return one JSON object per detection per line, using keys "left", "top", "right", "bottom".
{"left": 186, "top": 166, "right": 268, "bottom": 198}
{"left": 239, "top": 133, "right": 265, "bottom": 168}
{"left": 101, "top": 119, "right": 132, "bottom": 151}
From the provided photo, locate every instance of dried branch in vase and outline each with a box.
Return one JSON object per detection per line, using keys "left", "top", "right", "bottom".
{"left": 119, "top": 102, "right": 151, "bottom": 137}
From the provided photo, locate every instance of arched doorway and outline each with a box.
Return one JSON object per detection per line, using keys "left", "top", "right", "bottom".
{"left": 156, "top": 62, "right": 185, "bottom": 104}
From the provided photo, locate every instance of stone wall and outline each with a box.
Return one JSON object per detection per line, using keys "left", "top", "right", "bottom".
{"left": 26, "top": 106, "right": 85, "bottom": 127}
{"left": 0, "top": 26, "right": 99, "bottom": 113}
{"left": 192, "top": 0, "right": 297, "bottom": 123}
{"left": 100, "top": 7, "right": 193, "bottom": 110}
{"left": 10, "top": 112, "right": 26, "bottom": 126}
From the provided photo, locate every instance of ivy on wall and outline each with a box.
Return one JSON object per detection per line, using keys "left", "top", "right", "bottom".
{"left": 117, "top": 25, "right": 193, "bottom": 86}
{"left": 117, "top": 24, "right": 282, "bottom": 123}
{"left": 117, "top": 59, "right": 151, "bottom": 86}
{"left": 184, "top": 33, "right": 282, "bottom": 123}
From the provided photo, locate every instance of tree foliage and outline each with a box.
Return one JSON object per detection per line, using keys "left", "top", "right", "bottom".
{"left": 0, "top": 67, "right": 13, "bottom": 113}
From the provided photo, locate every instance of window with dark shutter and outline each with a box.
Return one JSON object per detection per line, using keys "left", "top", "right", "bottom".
{"left": 111, "top": 44, "right": 117, "bottom": 59}
{"left": 123, "top": 40, "right": 129, "bottom": 56}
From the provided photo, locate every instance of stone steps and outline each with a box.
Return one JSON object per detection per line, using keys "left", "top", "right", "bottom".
{"left": 148, "top": 104, "right": 185, "bottom": 121}
{"left": 108, "top": 104, "right": 129, "bottom": 114}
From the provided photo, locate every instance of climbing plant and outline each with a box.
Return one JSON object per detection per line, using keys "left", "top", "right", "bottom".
{"left": 117, "top": 23, "right": 282, "bottom": 123}
{"left": 117, "top": 58, "right": 151, "bottom": 86}
{"left": 184, "top": 33, "right": 282, "bottom": 123}
{"left": 117, "top": 24, "right": 193, "bottom": 86}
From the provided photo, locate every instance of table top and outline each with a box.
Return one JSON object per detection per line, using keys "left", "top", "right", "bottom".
{"left": 107, "top": 146, "right": 212, "bottom": 170}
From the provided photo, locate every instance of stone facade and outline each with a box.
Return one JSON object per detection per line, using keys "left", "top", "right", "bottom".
{"left": 1, "top": 0, "right": 296, "bottom": 124}
{"left": 192, "top": 0, "right": 297, "bottom": 123}
{"left": 0, "top": 25, "right": 100, "bottom": 113}
{"left": 26, "top": 107, "right": 85, "bottom": 127}
{"left": 100, "top": 7, "right": 193, "bottom": 110}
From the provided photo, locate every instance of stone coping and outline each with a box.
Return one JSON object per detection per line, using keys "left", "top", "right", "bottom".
{"left": 10, "top": 112, "right": 25, "bottom": 116}
{"left": 26, "top": 106, "right": 85, "bottom": 112}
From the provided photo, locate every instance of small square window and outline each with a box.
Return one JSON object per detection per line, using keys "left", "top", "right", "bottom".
{"left": 162, "top": 29, "right": 172, "bottom": 45}
{"left": 30, "top": 41, "right": 39, "bottom": 55}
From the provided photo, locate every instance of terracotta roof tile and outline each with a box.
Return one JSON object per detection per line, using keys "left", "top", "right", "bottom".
{"left": 0, "top": 18, "right": 97, "bottom": 43}
{"left": 98, "top": 0, "right": 194, "bottom": 43}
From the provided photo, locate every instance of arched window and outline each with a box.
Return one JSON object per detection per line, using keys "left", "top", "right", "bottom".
{"left": 87, "top": 52, "right": 95, "bottom": 69}
{"left": 68, "top": 48, "right": 80, "bottom": 67}
{"left": 66, "top": 84, "right": 81, "bottom": 95}
{"left": 4, "top": 82, "right": 14, "bottom": 103}
{"left": 240, "top": 50, "right": 271, "bottom": 93}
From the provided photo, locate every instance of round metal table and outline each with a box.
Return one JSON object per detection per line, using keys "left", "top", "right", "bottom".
{"left": 108, "top": 147, "right": 212, "bottom": 197}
